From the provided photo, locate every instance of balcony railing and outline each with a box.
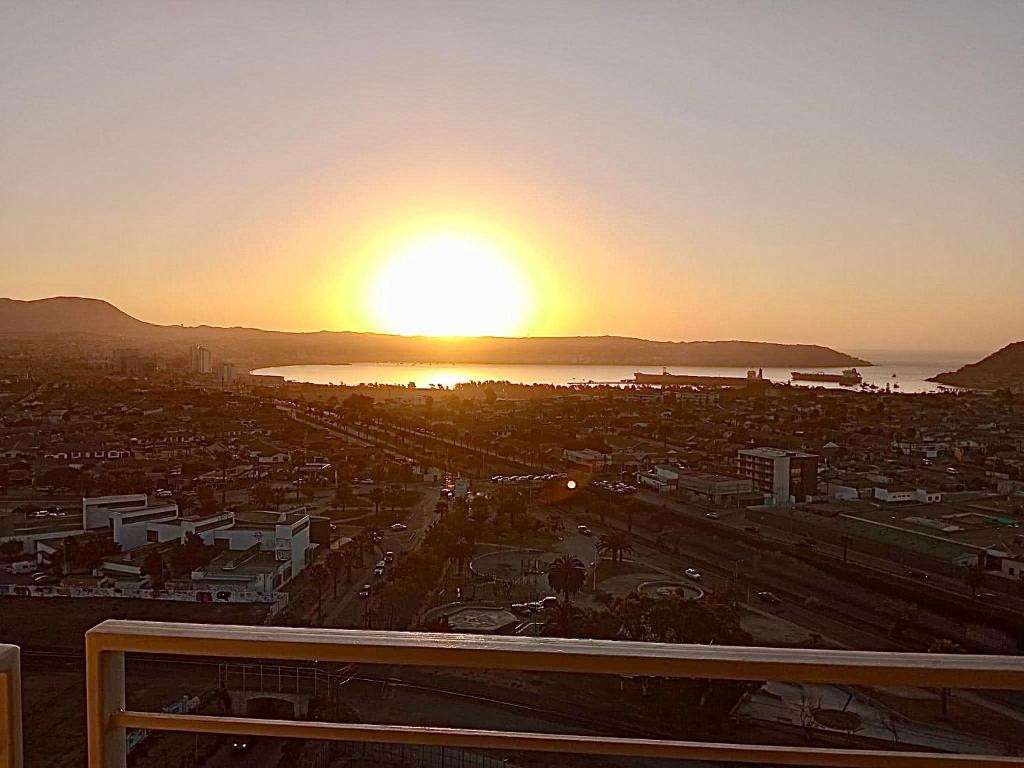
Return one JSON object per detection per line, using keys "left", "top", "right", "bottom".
{"left": 0, "top": 644, "right": 22, "bottom": 768}
{"left": 85, "top": 620, "right": 1023, "bottom": 768}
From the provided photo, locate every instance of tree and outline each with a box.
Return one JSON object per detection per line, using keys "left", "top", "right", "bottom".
{"left": 270, "top": 487, "right": 286, "bottom": 512}
{"left": 547, "top": 556, "right": 586, "bottom": 603}
{"left": 251, "top": 482, "right": 274, "bottom": 508}
{"left": 333, "top": 483, "right": 354, "bottom": 513}
{"left": 197, "top": 484, "right": 217, "bottom": 513}
{"left": 142, "top": 551, "right": 165, "bottom": 589}
{"left": 326, "top": 550, "right": 344, "bottom": 598}
{"left": 597, "top": 531, "right": 634, "bottom": 565}
{"left": 49, "top": 549, "right": 65, "bottom": 577}
{"left": 171, "top": 532, "right": 210, "bottom": 576}
{"left": 40, "top": 466, "right": 82, "bottom": 491}
{"left": 0, "top": 539, "right": 22, "bottom": 557}
{"left": 308, "top": 563, "right": 329, "bottom": 624}
{"left": 369, "top": 487, "right": 385, "bottom": 523}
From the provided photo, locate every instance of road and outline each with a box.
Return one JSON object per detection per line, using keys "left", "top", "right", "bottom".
{"left": 322, "top": 484, "right": 440, "bottom": 628}
{"left": 202, "top": 737, "right": 283, "bottom": 768}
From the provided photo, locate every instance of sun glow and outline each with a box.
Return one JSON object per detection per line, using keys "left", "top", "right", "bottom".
{"left": 368, "top": 231, "right": 533, "bottom": 337}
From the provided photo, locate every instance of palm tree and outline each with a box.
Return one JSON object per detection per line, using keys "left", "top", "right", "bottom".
{"left": 326, "top": 550, "right": 344, "bottom": 598}
{"left": 547, "top": 556, "right": 586, "bottom": 603}
{"left": 333, "top": 482, "right": 354, "bottom": 513}
{"left": 308, "top": 563, "right": 329, "bottom": 624}
{"left": 597, "top": 531, "right": 634, "bottom": 565}
{"left": 142, "top": 551, "right": 165, "bottom": 589}
{"left": 369, "top": 487, "right": 385, "bottom": 523}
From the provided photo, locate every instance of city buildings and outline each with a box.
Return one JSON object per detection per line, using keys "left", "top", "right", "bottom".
{"left": 219, "top": 361, "right": 236, "bottom": 384}
{"left": 189, "top": 345, "right": 213, "bottom": 374}
{"left": 736, "top": 447, "right": 820, "bottom": 505}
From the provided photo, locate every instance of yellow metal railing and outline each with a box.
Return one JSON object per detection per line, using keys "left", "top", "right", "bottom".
{"left": 86, "top": 620, "right": 1024, "bottom": 768}
{"left": 0, "top": 644, "right": 22, "bottom": 768}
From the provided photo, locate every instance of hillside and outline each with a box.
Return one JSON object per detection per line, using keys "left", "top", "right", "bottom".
{"left": 0, "top": 297, "right": 154, "bottom": 336}
{"left": 929, "top": 343, "right": 1024, "bottom": 390}
{"left": 0, "top": 296, "right": 871, "bottom": 368}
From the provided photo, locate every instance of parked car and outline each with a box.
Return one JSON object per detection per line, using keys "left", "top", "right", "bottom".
{"left": 684, "top": 568, "right": 702, "bottom": 582}
{"left": 390, "top": 522, "right": 408, "bottom": 532}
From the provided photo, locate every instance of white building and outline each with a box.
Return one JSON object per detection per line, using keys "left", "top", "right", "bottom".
{"left": 189, "top": 345, "right": 213, "bottom": 375}
{"left": 563, "top": 448, "right": 612, "bottom": 469}
{"left": 219, "top": 361, "right": 237, "bottom": 384}
{"left": 82, "top": 494, "right": 179, "bottom": 550}
{"left": 736, "top": 447, "right": 819, "bottom": 505}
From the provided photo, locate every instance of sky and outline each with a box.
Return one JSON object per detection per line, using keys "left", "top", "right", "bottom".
{"left": 1, "top": 1, "right": 1022, "bottom": 352}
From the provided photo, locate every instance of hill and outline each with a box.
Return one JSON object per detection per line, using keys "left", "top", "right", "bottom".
{"left": 929, "top": 343, "right": 1024, "bottom": 390}
{"left": 0, "top": 296, "right": 871, "bottom": 368}
{"left": 0, "top": 297, "right": 154, "bottom": 336}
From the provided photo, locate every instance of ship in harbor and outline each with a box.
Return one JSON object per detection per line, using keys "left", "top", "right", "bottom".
{"left": 791, "top": 368, "right": 863, "bottom": 386}
{"left": 633, "top": 368, "right": 768, "bottom": 389}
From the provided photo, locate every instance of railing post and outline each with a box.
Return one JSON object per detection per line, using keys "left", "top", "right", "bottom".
{"left": 0, "top": 645, "right": 23, "bottom": 768}
{"left": 86, "top": 639, "right": 126, "bottom": 768}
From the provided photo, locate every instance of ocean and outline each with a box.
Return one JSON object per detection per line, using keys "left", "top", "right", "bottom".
{"left": 252, "top": 352, "right": 982, "bottom": 393}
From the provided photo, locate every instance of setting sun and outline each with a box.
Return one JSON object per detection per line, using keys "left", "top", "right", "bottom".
{"left": 368, "top": 231, "right": 533, "bottom": 337}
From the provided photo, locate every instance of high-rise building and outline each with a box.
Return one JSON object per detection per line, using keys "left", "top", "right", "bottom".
{"left": 736, "top": 447, "right": 819, "bottom": 505}
{"left": 220, "top": 361, "right": 236, "bottom": 384}
{"left": 112, "top": 348, "right": 144, "bottom": 376}
{"left": 189, "top": 345, "right": 213, "bottom": 374}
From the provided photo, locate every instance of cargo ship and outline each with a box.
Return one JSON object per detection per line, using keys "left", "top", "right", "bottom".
{"left": 633, "top": 368, "right": 767, "bottom": 388}
{"left": 791, "top": 368, "right": 863, "bottom": 386}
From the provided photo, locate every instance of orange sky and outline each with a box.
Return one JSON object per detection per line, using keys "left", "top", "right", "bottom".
{"left": 2, "top": 3, "right": 1022, "bottom": 351}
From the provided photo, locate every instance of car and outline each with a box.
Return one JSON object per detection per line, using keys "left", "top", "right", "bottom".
{"left": 383, "top": 551, "right": 395, "bottom": 563}
{"left": 704, "top": 512, "right": 720, "bottom": 519}
{"left": 231, "top": 738, "right": 256, "bottom": 755}
{"left": 977, "top": 592, "right": 998, "bottom": 601}
{"left": 684, "top": 568, "right": 702, "bottom": 581}
{"left": 155, "top": 489, "right": 173, "bottom": 498}
{"left": 756, "top": 591, "right": 782, "bottom": 605}
{"left": 373, "top": 565, "right": 385, "bottom": 577}
{"left": 905, "top": 569, "right": 929, "bottom": 580}
{"left": 32, "top": 573, "right": 58, "bottom": 585}
{"left": 358, "top": 584, "right": 372, "bottom": 599}
{"left": 390, "top": 523, "right": 407, "bottom": 532}
{"left": 577, "top": 524, "right": 592, "bottom": 536}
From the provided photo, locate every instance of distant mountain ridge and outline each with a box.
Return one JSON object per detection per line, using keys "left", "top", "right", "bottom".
{"left": 0, "top": 296, "right": 871, "bottom": 368}
{"left": 930, "top": 343, "right": 1024, "bottom": 390}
